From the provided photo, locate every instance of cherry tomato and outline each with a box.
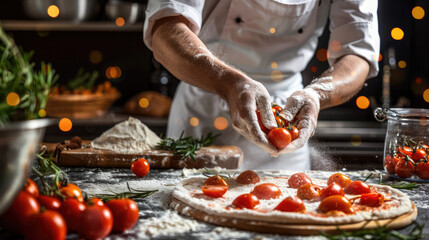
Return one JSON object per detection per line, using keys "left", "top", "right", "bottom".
{"left": 106, "top": 199, "right": 139, "bottom": 233}
{"left": 267, "top": 128, "right": 292, "bottom": 149}
{"left": 24, "top": 210, "right": 67, "bottom": 240}
{"left": 59, "top": 198, "right": 86, "bottom": 232}
{"left": 288, "top": 173, "right": 313, "bottom": 189}
{"left": 396, "top": 146, "right": 413, "bottom": 157}
{"left": 236, "top": 170, "right": 260, "bottom": 184}
{"left": 86, "top": 198, "right": 105, "bottom": 207}
{"left": 327, "top": 173, "right": 352, "bottom": 188}
{"left": 201, "top": 185, "right": 228, "bottom": 198}
{"left": 272, "top": 105, "right": 283, "bottom": 113}
{"left": 416, "top": 161, "right": 429, "bottom": 180}
{"left": 297, "top": 183, "right": 322, "bottom": 201}
{"left": 394, "top": 159, "right": 415, "bottom": 179}
{"left": 412, "top": 148, "right": 427, "bottom": 162}
{"left": 24, "top": 179, "right": 39, "bottom": 197}
{"left": 345, "top": 181, "right": 371, "bottom": 195}
{"left": 384, "top": 154, "right": 397, "bottom": 174}
{"left": 318, "top": 195, "right": 354, "bottom": 214}
{"left": 275, "top": 116, "right": 284, "bottom": 128}
{"left": 204, "top": 175, "right": 229, "bottom": 187}
{"left": 251, "top": 183, "right": 282, "bottom": 200}
{"left": 0, "top": 191, "right": 40, "bottom": 234}
{"left": 320, "top": 183, "right": 345, "bottom": 200}
{"left": 256, "top": 110, "right": 270, "bottom": 134}
{"left": 78, "top": 205, "right": 113, "bottom": 240}
{"left": 131, "top": 158, "right": 150, "bottom": 178}
{"left": 359, "top": 193, "right": 385, "bottom": 207}
{"left": 288, "top": 125, "right": 299, "bottom": 140}
{"left": 274, "top": 196, "right": 306, "bottom": 212}
{"left": 232, "top": 193, "right": 260, "bottom": 210}
{"left": 60, "top": 183, "right": 83, "bottom": 202}
{"left": 38, "top": 195, "right": 62, "bottom": 211}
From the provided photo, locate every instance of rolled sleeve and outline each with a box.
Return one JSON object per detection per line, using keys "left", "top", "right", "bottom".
{"left": 143, "top": 0, "right": 204, "bottom": 50}
{"left": 328, "top": 0, "right": 380, "bottom": 78}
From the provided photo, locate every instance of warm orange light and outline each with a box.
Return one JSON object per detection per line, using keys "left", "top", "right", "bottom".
{"left": 89, "top": 50, "right": 103, "bottom": 64}
{"left": 116, "top": 17, "right": 125, "bottom": 27}
{"left": 106, "top": 66, "right": 122, "bottom": 79}
{"left": 269, "top": 28, "right": 276, "bottom": 34}
{"left": 270, "top": 70, "right": 283, "bottom": 82}
{"left": 398, "top": 60, "right": 406, "bottom": 68}
{"left": 412, "top": 6, "right": 425, "bottom": 20}
{"left": 59, "top": 118, "right": 72, "bottom": 132}
{"left": 270, "top": 62, "right": 278, "bottom": 69}
{"left": 47, "top": 5, "right": 60, "bottom": 18}
{"left": 351, "top": 135, "right": 362, "bottom": 146}
{"left": 423, "top": 89, "right": 429, "bottom": 103}
{"left": 190, "top": 117, "right": 199, "bottom": 127}
{"left": 330, "top": 40, "right": 341, "bottom": 52}
{"left": 139, "top": 97, "right": 149, "bottom": 108}
{"left": 38, "top": 109, "right": 46, "bottom": 118}
{"left": 310, "top": 66, "right": 317, "bottom": 73}
{"left": 373, "top": 53, "right": 383, "bottom": 62}
{"left": 391, "top": 27, "right": 404, "bottom": 40}
{"left": 416, "top": 77, "right": 422, "bottom": 84}
{"left": 214, "top": 117, "right": 228, "bottom": 130}
{"left": 356, "top": 96, "right": 370, "bottom": 109}
{"left": 6, "top": 92, "right": 20, "bottom": 106}
{"left": 316, "top": 48, "right": 328, "bottom": 62}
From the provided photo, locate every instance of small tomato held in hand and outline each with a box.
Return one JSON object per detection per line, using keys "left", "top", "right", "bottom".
{"left": 131, "top": 158, "right": 150, "bottom": 178}
{"left": 267, "top": 128, "right": 292, "bottom": 149}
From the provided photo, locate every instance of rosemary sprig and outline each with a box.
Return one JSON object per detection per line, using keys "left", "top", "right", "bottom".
{"left": 320, "top": 221, "right": 424, "bottom": 240}
{"left": 89, "top": 182, "right": 157, "bottom": 202}
{"left": 155, "top": 131, "right": 220, "bottom": 162}
{"left": 377, "top": 173, "right": 420, "bottom": 190}
{"left": 33, "top": 150, "right": 68, "bottom": 198}
{"left": 202, "top": 168, "right": 232, "bottom": 179}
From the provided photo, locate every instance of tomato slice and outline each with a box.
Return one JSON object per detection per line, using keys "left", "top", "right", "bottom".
{"left": 318, "top": 195, "right": 354, "bottom": 214}
{"left": 274, "top": 196, "right": 306, "bottom": 212}
{"left": 297, "top": 183, "right": 321, "bottom": 201}
{"left": 251, "top": 183, "right": 282, "bottom": 200}
{"left": 204, "top": 175, "right": 229, "bottom": 187}
{"left": 288, "top": 173, "right": 313, "bottom": 188}
{"left": 236, "top": 170, "right": 260, "bottom": 184}
{"left": 201, "top": 185, "right": 228, "bottom": 198}
{"left": 232, "top": 193, "right": 260, "bottom": 209}
{"left": 327, "top": 173, "right": 352, "bottom": 188}
{"left": 345, "top": 181, "right": 371, "bottom": 195}
{"left": 359, "top": 193, "right": 384, "bottom": 207}
{"left": 320, "top": 182, "right": 345, "bottom": 200}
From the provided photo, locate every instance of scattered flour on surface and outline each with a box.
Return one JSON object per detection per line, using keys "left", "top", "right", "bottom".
{"left": 91, "top": 117, "right": 161, "bottom": 154}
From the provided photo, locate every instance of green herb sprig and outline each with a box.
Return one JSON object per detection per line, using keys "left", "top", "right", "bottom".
{"left": 156, "top": 131, "right": 220, "bottom": 161}
{"left": 202, "top": 168, "right": 232, "bottom": 179}
{"left": 377, "top": 173, "right": 420, "bottom": 190}
{"left": 89, "top": 182, "right": 157, "bottom": 202}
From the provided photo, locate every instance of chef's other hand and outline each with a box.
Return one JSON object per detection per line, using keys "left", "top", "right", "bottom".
{"left": 277, "top": 87, "right": 321, "bottom": 154}
{"left": 226, "top": 78, "right": 278, "bottom": 156}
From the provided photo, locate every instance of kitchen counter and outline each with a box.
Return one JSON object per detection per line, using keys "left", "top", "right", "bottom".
{"left": 6, "top": 167, "right": 426, "bottom": 240}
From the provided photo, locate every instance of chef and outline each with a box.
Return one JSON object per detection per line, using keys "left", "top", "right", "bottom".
{"left": 143, "top": 0, "right": 380, "bottom": 170}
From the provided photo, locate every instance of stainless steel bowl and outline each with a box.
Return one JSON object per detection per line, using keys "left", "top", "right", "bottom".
{"left": 22, "top": 0, "right": 101, "bottom": 22}
{"left": 105, "top": 0, "right": 145, "bottom": 24}
{"left": 0, "top": 118, "right": 54, "bottom": 215}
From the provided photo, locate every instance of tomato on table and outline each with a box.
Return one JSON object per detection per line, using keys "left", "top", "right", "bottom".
{"left": 416, "top": 160, "right": 429, "bottom": 180}
{"left": 232, "top": 193, "right": 260, "bottom": 210}
{"left": 359, "top": 193, "right": 385, "bottom": 207}
{"left": 345, "top": 181, "right": 371, "bottom": 195}
{"left": 394, "top": 158, "right": 415, "bottom": 179}
{"left": 236, "top": 170, "right": 260, "bottom": 184}
{"left": 24, "top": 179, "right": 39, "bottom": 197}
{"left": 38, "top": 195, "right": 62, "bottom": 211}
{"left": 318, "top": 195, "right": 354, "bottom": 214}
{"left": 131, "top": 158, "right": 150, "bottom": 178}
{"left": 59, "top": 198, "right": 86, "bottom": 232}
{"left": 274, "top": 196, "right": 306, "bottom": 213}
{"left": 24, "top": 210, "right": 67, "bottom": 240}
{"left": 251, "top": 183, "right": 282, "bottom": 200}
{"left": 267, "top": 128, "right": 292, "bottom": 149}
{"left": 288, "top": 172, "right": 313, "bottom": 188}
{"left": 86, "top": 198, "right": 105, "bottom": 207}
{"left": 297, "top": 183, "right": 321, "bottom": 201}
{"left": 60, "top": 183, "right": 84, "bottom": 202}
{"left": 327, "top": 173, "right": 351, "bottom": 188}
{"left": 320, "top": 182, "right": 345, "bottom": 200}
{"left": 106, "top": 198, "right": 139, "bottom": 233}
{"left": 204, "top": 175, "right": 229, "bottom": 187}
{"left": 78, "top": 205, "right": 113, "bottom": 240}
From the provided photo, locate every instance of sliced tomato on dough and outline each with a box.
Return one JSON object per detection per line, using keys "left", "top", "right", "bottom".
{"left": 201, "top": 185, "right": 228, "bottom": 198}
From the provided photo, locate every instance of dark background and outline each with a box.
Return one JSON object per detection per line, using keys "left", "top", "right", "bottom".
{"left": 1, "top": 0, "right": 428, "bottom": 122}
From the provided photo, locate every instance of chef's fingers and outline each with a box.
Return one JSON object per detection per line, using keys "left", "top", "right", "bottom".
{"left": 278, "top": 116, "right": 315, "bottom": 153}
{"left": 279, "top": 93, "right": 306, "bottom": 122}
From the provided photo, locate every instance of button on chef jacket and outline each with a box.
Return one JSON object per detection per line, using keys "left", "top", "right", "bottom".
{"left": 143, "top": 0, "right": 380, "bottom": 170}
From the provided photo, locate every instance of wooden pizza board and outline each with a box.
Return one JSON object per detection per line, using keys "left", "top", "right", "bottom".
{"left": 170, "top": 196, "right": 418, "bottom": 235}
{"left": 41, "top": 142, "right": 243, "bottom": 169}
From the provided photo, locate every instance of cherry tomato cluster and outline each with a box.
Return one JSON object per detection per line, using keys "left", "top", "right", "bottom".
{"left": 201, "top": 171, "right": 387, "bottom": 215}
{"left": 384, "top": 142, "right": 429, "bottom": 180}
{"left": 256, "top": 104, "right": 299, "bottom": 149}
{"left": 0, "top": 178, "right": 141, "bottom": 240}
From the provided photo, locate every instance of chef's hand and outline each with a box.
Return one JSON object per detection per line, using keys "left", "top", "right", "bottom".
{"left": 225, "top": 78, "right": 279, "bottom": 156}
{"left": 277, "top": 87, "right": 321, "bottom": 154}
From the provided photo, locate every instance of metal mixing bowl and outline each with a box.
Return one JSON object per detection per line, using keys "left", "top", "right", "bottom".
{"left": 0, "top": 118, "right": 54, "bottom": 215}
{"left": 22, "top": 0, "right": 101, "bottom": 22}
{"left": 105, "top": 0, "right": 146, "bottom": 24}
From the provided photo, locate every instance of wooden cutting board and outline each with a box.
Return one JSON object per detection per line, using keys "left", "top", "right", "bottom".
{"left": 42, "top": 142, "right": 243, "bottom": 169}
{"left": 170, "top": 196, "right": 418, "bottom": 235}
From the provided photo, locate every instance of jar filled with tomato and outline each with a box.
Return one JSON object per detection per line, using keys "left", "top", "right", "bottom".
{"left": 377, "top": 108, "right": 429, "bottom": 181}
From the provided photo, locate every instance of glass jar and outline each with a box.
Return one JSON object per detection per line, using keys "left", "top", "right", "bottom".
{"left": 376, "top": 108, "right": 429, "bottom": 181}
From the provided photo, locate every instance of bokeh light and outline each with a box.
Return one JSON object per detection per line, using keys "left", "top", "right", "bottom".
{"left": 398, "top": 60, "right": 406, "bottom": 68}
{"left": 47, "top": 5, "right": 60, "bottom": 18}
{"left": 330, "top": 40, "right": 341, "bottom": 52}
{"left": 106, "top": 66, "right": 122, "bottom": 79}
{"left": 214, "top": 117, "right": 228, "bottom": 130}
{"left": 412, "top": 6, "right": 425, "bottom": 20}
{"left": 38, "top": 109, "right": 46, "bottom": 118}
{"left": 270, "top": 62, "right": 278, "bottom": 69}
{"left": 269, "top": 28, "right": 276, "bottom": 34}
{"left": 89, "top": 50, "right": 103, "bottom": 64}
{"left": 391, "top": 27, "right": 404, "bottom": 40}
{"left": 139, "top": 97, "right": 149, "bottom": 108}
{"left": 59, "top": 118, "right": 72, "bottom": 132}
{"left": 310, "top": 66, "right": 317, "bottom": 73}
{"left": 190, "top": 117, "right": 199, "bottom": 127}
{"left": 356, "top": 96, "right": 370, "bottom": 109}
{"left": 6, "top": 92, "right": 20, "bottom": 106}
{"left": 373, "top": 53, "right": 383, "bottom": 62}
{"left": 423, "top": 89, "right": 429, "bottom": 103}
{"left": 351, "top": 135, "right": 362, "bottom": 146}
{"left": 316, "top": 48, "right": 328, "bottom": 62}
{"left": 416, "top": 77, "right": 422, "bottom": 84}
{"left": 116, "top": 17, "right": 125, "bottom": 27}
{"left": 270, "top": 70, "right": 283, "bottom": 82}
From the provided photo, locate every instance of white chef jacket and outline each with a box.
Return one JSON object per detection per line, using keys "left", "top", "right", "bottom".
{"left": 143, "top": 0, "right": 380, "bottom": 170}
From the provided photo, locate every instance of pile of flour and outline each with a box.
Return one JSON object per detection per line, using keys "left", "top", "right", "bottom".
{"left": 91, "top": 117, "right": 161, "bottom": 154}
